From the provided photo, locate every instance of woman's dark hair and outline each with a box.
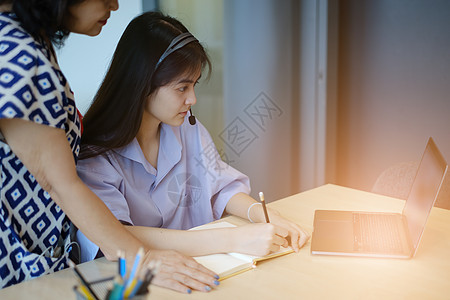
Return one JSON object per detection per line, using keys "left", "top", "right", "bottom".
{"left": 0, "top": 0, "right": 84, "bottom": 46}
{"left": 79, "top": 11, "right": 211, "bottom": 159}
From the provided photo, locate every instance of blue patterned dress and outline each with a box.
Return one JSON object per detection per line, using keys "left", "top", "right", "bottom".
{"left": 0, "top": 13, "right": 81, "bottom": 288}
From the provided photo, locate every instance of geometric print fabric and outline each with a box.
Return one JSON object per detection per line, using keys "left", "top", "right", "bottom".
{"left": 0, "top": 13, "right": 80, "bottom": 288}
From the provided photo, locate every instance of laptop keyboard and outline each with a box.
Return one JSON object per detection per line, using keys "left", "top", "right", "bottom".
{"left": 353, "top": 213, "right": 403, "bottom": 253}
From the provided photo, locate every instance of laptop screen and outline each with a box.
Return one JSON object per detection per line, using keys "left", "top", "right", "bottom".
{"left": 402, "top": 138, "right": 448, "bottom": 251}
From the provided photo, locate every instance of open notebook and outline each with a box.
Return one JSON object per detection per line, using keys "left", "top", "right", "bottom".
{"left": 190, "top": 221, "right": 294, "bottom": 280}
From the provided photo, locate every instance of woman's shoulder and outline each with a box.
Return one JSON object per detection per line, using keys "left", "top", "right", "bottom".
{"left": 0, "top": 13, "right": 37, "bottom": 46}
{"left": 77, "top": 151, "right": 117, "bottom": 173}
{"left": 0, "top": 12, "right": 53, "bottom": 63}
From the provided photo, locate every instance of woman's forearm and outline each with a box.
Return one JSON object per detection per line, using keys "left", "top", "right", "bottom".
{"left": 124, "top": 226, "right": 239, "bottom": 256}
{"left": 124, "top": 222, "right": 292, "bottom": 257}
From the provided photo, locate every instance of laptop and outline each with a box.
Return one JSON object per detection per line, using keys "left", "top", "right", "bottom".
{"left": 311, "top": 137, "right": 448, "bottom": 258}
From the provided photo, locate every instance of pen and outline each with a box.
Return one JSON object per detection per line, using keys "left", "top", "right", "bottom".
{"left": 124, "top": 278, "right": 139, "bottom": 298}
{"left": 118, "top": 250, "right": 126, "bottom": 279}
{"left": 77, "top": 285, "right": 95, "bottom": 300}
{"left": 125, "top": 260, "right": 157, "bottom": 298}
{"left": 134, "top": 269, "right": 152, "bottom": 296}
{"left": 135, "top": 260, "right": 160, "bottom": 296}
{"left": 68, "top": 260, "right": 100, "bottom": 300}
{"left": 259, "top": 192, "right": 270, "bottom": 223}
{"left": 124, "top": 247, "right": 144, "bottom": 291}
{"left": 127, "top": 278, "right": 144, "bottom": 298}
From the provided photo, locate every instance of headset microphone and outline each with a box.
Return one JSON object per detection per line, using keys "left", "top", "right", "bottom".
{"left": 188, "top": 108, "right": 196, "bottom": 125}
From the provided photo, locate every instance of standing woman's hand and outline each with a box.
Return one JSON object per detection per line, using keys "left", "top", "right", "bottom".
{"left": 143, "top": 249, "right": 220, "bottom": 294}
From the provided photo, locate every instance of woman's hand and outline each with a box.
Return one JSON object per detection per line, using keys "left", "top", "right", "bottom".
{"left": 232, "top": 223, "right": 289, "bottom": 257}
{"left": 226, "top": 193, "right": 310, "bottom": 253}
{"left": 143, "top": 249, "right": 220, "bottom": 294}
{"left": 265, "top": 209, "right": 310, "bottom": 252}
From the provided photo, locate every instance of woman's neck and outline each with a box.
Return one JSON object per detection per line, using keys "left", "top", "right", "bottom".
{"left": 136, "top": 115, "right": 161, "bottom": 169}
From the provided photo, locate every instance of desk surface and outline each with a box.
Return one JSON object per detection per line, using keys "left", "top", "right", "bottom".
{"left": 1, "top": 184, "right": 450, "bottom": 299}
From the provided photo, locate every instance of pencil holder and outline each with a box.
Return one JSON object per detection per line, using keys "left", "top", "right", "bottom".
{"left": 71, "top": 248, "right": 156, "bottom": 299}
{"left": 73, "top": 276, "right": 150, "bottom": 300}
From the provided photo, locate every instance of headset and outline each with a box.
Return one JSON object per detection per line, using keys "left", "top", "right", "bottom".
{"left": 155, "top": 32, "right": 198, "bottom": 125}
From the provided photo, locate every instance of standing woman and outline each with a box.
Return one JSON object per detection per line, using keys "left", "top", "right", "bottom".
{"left": 0, "top": 0, "right": 218, "bottom": 293}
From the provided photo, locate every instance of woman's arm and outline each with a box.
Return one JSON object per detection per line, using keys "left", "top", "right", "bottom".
{"left": 0, "top": 118, "right": 218, "bottom": 293}
{"left": 124, "top": 222, "right": 288, "bottom": 257}
{"left": 0, "top": 118, "right": 137, "bottom": 258}
{"left": 120, "top": 194, "right": 308, "bottom": 257}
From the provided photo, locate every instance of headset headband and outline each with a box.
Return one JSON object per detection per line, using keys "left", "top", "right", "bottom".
{"left": 154, "top": 32, "right": 198, "bottom": 71}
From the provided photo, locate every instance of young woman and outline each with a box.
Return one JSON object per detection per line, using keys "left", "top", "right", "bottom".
{"left": 0, "top": 0, "right": 218, "bottom": 293}
{"left": 77, "top": 11, "right": 309, "bottom": 263}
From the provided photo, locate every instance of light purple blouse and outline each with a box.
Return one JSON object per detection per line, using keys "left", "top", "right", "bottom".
{"left": 76, "top": 117, "right": 251, "bottom": 262}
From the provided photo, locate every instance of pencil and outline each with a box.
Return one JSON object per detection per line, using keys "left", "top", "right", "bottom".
{"left": 107, "top": 275, "right": 124, "bottom": 300}
{"left": 259, "top": 192, "right": 270, "bottom": 223}
{"left": 124, "top": 247, "right": 144, "bottom": 291}
{"left": 68, "top": 260, "right": 100, "bottom": 300}
{"left": 118, "top": 250, "right": 126, "bottom": 279}
{"left": 78, "top": 285, "right": 95, "bottom": 300}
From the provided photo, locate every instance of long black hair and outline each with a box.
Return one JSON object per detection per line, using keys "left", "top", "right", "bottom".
{"left": 0, "top": 0, "right": 84, "bottom": 46}
{"left": 79, "top": 11, "right": 211, "bottom": 159}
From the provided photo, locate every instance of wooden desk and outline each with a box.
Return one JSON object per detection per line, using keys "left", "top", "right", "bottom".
{"left": 1, "top": 184, "right": 449, "bottom": 299}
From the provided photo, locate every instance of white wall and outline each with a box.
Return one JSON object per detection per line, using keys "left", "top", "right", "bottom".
{"left": 57, "top": 0, "right": 142, "bottom": 114}
{"left": 158, "top": 0, "right": 225, "bottom": 150}
{"left": 336, "top": 0, "right": 450, "bottom": 192}
{"left": 223, "top": 0, "right": 299, "bottom": 201}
